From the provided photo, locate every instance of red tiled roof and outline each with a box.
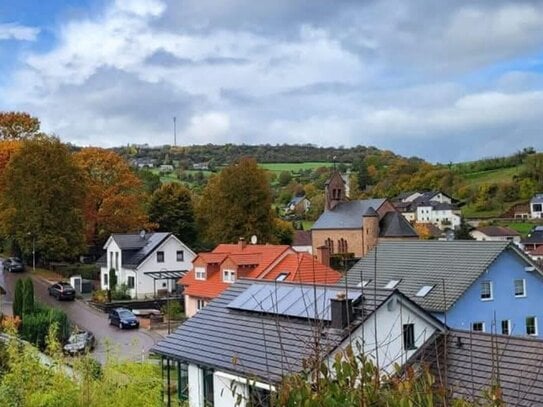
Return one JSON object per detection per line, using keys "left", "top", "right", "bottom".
{"left": 263, "top": 252, "right": 341, "bottom": 285}
{"left": 197, "top": 253, "right": 228, "bottom": 263}
{"left": 528, "top": 246, "right": 543, "bottom": 256}
{"left": 180, "top": 244, "right": 340, "bottom": 299}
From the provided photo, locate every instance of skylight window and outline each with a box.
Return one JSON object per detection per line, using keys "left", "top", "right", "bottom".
{"left": 384, "top": 280, "right": 401, "bottom": 289}
{"left": 357, "top": 280, "right": 371, "bottom": 288}
{"left": 416, "top": 285, "right": 434, "bottom": 297}
{"left": 276, "top": 273, "right": 289, "bottom": 281}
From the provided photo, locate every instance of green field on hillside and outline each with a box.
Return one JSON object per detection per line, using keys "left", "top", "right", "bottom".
{"left": 259, "top": 162, "right": 334, "bottom": 173}
{"left": 461, "top": 166, "right": 523, "bottom": 186}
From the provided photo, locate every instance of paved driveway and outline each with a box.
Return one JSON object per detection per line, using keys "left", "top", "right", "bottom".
{"left": 0, "top": 264, "right": 163, "bottom": 364}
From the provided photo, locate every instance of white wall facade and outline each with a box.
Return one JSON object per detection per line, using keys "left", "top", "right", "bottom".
{"left": 531, "top": 202, "right": 543, "bottom": 219}
{"left": 470, "top": 231, "right": 521, "bottom": 243}
{"left": 100, "top": 235, "right": 195, "bottom": 298}
{"left": 328, "top": 294, "right": 441, "bottom": 375}
{"left": 186, "top": 365, "right": 273, "bottom": 407}
{"left": 416, "top": 206, "right": 460, "bottom": 230}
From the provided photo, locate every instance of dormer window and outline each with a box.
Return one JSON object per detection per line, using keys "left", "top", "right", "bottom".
{"left": 195, "top": 266, "right": 206, "bottom": 280}
{"left": 357, "top": 280, "right": 371, "bottom": 288}
{"left": 223, "top": 269, "right": 235, "bottom": 283}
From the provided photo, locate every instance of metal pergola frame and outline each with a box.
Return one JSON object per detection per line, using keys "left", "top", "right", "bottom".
{"left": 144, "top": 270, "right": 187, "bottom": 298}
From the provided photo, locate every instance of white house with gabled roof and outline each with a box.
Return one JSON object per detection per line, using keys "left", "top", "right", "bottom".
{"left": 97, "top": 231, "right": 196, "bottom": 299}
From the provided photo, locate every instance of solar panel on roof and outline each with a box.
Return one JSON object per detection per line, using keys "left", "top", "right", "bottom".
{"left": 228, "top": 283, "right": 360, "bottom": 321}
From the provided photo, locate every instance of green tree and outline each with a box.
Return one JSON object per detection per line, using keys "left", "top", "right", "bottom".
{"left": 272, "top": 218, "right": 295, "bottom": 245}
{"left": 0, "top": 137, "right": 86, "bottom": 261}
{"left": 136, "top": 169, "right": 161, "bottom": 194}
{"left": 22, "top": 278, "right": 34, "bottom": 316}
{"left": 148, "top": 183, "right": 197, "bottom": 246}
{"left": 455, "top": 217, "right": 474, "bottom": 240}
{"left": 12, "top": 279, "right": 24, "bottom": 318}
{"left": 278, "top": 171, "right": 292, "bottom": 186}
{"left": 197, "top": 157, "right": 274, "bottom": 244}
{"left": 525, "top": 153, "right": 543, "bottom": 187}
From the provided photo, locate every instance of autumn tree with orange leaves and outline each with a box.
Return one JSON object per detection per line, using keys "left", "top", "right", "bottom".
{"left": 74, "top": 148, "right": 150, "bottom": 248}
{"left": 0, "top": 112, "right": 41, "bottom": 140}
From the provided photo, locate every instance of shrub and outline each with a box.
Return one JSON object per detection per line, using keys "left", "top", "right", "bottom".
{"left": 111, "top": 283, "right": 131, "bottom": 301}
{"left": 22, "top": 278, "right": 34, "bottom": 315}
{"left": 161, "top": 300, "right": 184, "bottom": 320}
{"left": 109, "top": 268, "right": 117, "bottom": 291}
{"left": 12, "top": 279, "right": 24, "bottom": 318}
{"left": 20, "top": 304, "right": 69, "bottom": 350}
{"left": 60, "top": 264, "right": 100, "bottom": 280}
{"left": 91, "top": 289, "right": 108, "bottom": 303}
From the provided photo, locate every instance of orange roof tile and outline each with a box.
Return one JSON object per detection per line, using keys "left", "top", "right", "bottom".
{"left": 197, "top": 253, "right": 228, "bottom": 263}
{"left": 180, "top": 244, "right": 341, "bottom": 300}
{"left": 264, "top": 252, "right": 342, "bottom": 285}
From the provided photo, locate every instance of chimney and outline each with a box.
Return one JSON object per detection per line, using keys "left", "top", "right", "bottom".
{"left": 330, "top": 292, "right": 353, "bottom": 329}
{"left": 316, "top": 245, "right": 330, "bottom": 267}
{"left": 238, "top": 237, "right": 247, "bottom": 250}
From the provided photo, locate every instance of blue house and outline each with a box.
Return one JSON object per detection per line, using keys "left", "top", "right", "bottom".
{"left": 344, "top": 240, "right": 543, "bottom": 338}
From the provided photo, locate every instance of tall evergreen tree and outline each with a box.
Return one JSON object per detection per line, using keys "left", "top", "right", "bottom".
{"left": 22, "top": 278, "right": 34, "bottom": 316}
{"left": 12, "top": 279, "right": 24, "bottom": 318}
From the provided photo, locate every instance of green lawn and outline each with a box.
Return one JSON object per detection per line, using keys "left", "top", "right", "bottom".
{"left": 259, "top": 162, "right": 334, "bottom": 173}
{"left": 461, "top": 166, "right": 523, "bottom": 187}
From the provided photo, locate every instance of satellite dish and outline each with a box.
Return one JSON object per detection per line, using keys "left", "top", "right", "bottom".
{"left": 250, "top": 235, "right": 258, "bottom": 245}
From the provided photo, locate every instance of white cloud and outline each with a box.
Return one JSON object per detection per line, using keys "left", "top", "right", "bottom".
{"left": 0, "top": 23, "right": 40, "bottom": 41}
{"left": 183, "top": 112, "right": 231, "bottom": 144}
{"left": 2, "top": 0, "right": 543, "bottom": 161}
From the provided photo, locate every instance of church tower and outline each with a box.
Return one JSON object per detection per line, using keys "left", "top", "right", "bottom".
{"left": 325, "top": 171, "right": 347, "bottom": 210}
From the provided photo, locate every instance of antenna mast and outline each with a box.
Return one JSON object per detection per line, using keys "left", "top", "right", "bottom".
{"left": 173, "top": 116, "right": 177, "bottom": 146}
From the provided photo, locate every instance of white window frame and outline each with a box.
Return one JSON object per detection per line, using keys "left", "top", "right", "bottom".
{"left": 480, "top": 281, "right": 493, "bottom": 301}
{"left": 416, "top": 285, "right": 434, "bottom": 297}
{"left": 276, "top": 273, "right": 289, "bottom": 281}
{"left": 357, "top": 280, "right": 371, "bottom": 288}
{"left": 127, "top": 275, "right": 135, "bottom": 289}
{"left": 526, "top": 316, "right": 538, "bottom": 336}
{"left": 176, "top": 250, "right": 184, "bottom": 262}
{"left": 157, "top": 251, "right": 165, "bottom": 263}
{"left": 384, "top": 280, "right": 401, "bottom": 289}
{"left": 514, "top": 279, "right": 526, "bottom": 298}
{"left": 195, "top": 266, "right": 206, "bottom": 280}
{"left": 501, "top": 320, "right": 511, "bottom": 335}
{"left": 223, "top": 269, "right": 236, "bottom": 283}
{"left": 197, "top": 299, "right": 206, "bottom": 310}
{"left": 472, "top": 322, "right": 485, "bottom": 332}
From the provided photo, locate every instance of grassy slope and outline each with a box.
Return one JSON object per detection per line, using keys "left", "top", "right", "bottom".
{"left": 259, "top": 162, "right": 333, "bottom": 173}
{"left": 460, "top": 165, "right": 524, "bottom": 187}
{"left": 459, "top": 165, "right": 525, "bottom": 218}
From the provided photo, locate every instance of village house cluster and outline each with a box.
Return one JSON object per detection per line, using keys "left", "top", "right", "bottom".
{"left": 88, "top": 170, "right": 543, "bottom": 406}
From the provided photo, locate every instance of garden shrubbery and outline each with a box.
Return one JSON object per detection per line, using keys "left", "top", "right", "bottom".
{"left": 12, "top": 277, "right": 69, "bottom": 349}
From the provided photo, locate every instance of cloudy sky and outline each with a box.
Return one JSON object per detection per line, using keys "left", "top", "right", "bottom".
{"left": 1, "top": 0, "right": 542, "bottom": 162}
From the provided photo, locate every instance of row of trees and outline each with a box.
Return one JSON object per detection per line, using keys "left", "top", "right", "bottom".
{"left": 0, "top": 112, "right": 294, "bottom": 262}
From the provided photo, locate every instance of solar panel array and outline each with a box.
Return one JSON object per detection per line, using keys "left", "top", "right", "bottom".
{"left": 227, "top": 283, "right": 360, "bottom": 321}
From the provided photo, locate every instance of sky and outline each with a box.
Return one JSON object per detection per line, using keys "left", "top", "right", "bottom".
{"left": 1, "top": 0, "right": 543, "bottom": 162}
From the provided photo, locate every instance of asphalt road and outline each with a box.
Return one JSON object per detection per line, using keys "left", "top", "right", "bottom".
{"left": 0, "top": 263, "right": 163, "bottom": 364}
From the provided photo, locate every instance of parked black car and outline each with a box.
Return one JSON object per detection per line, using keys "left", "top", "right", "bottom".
{"left": 48, "top": 282, "right": 76, "bottom": 301}
{"left": 108, "top": 308, "right": 139, "bottom": 329}
{"left": 63, "top": 330, "right": 96, "bottom": 355}
{"left": 3, "top": 257, "right": 25, "bottom": 273}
